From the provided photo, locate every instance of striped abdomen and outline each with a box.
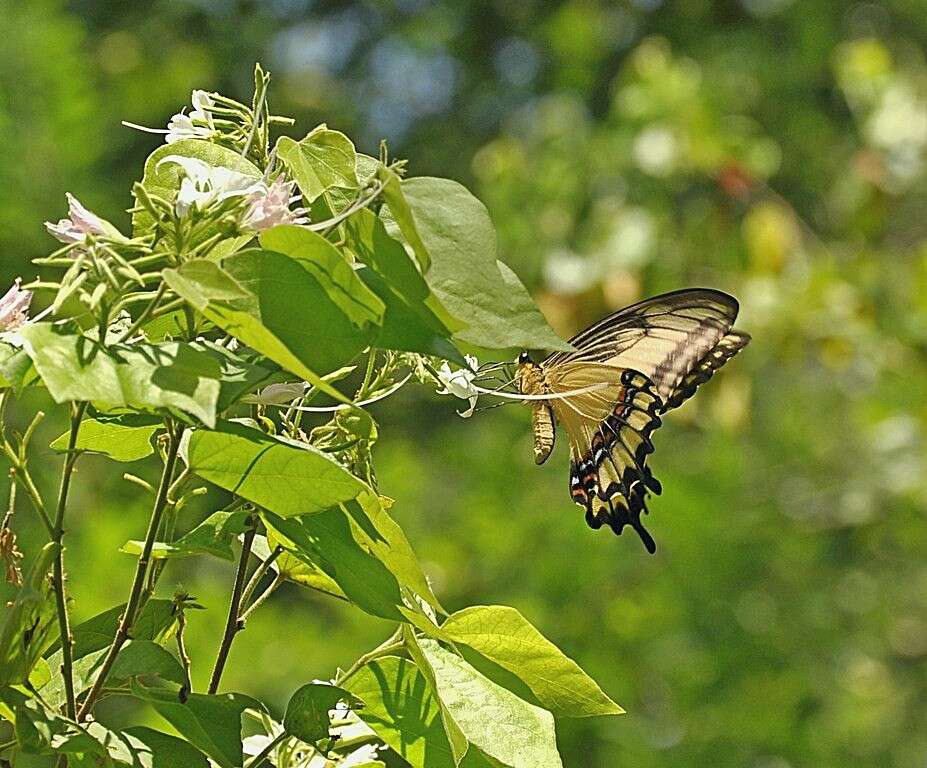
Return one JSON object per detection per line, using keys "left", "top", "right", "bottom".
{"left": 531, "top": 403, "right": 556, "bottom": 465}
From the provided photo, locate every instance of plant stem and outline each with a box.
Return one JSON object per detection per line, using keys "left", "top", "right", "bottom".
{"left": 239, "top": 570, "right": 284, "bottom": 624}
{"left": 240, "top": 544, "right": 283, "bottom": 608}
{"left": 176, "top": 608, "right": 193, "bottom": 699}
{"left": 208, "top": 513, "right": 258, "bottom": 694}
{"left": 51, "top": 400, "right": 87, "bottom": 720}
{"left": 334, "top": 628, "right": 405, "bottom": 686}
{"left": 115, "top": 283, "right": 166, "bottom": 343}
{"left": 77, "top": 421, "right": 181, "bottom": 721}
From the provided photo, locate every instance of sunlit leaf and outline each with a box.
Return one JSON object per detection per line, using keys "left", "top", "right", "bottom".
{"left": 357, "top": 266, "right": 466, "bottom": 364}
{"left": 345, "top": 656, "right": 456, "bottom": 768}
{"left": 261, "top": 508, "right": 404, "bottom": 621}
{"left": 50, "top": 418, "right": 157, "bottom": 462}
{"left": 121, "top": 509, "right": 250, "bottom": 562}
{"left": 417, "top": 639, "right": 562, "bottom": 768}
{"left": 378, "top": 167, "right": 431, "bottom": 273}
{"left": 277, "top": 125, "right": 359, "bottom": 203}
{"left": 397, "top": 177, "right": 572, "bottom": 352}
{"left": 259, "top": 224, "right": 385, "bottom": 328}
{"left": 19, "top": 323, "right": 222, "bottom": 427}
{"left": 182, "top": 421, "right": 365, "bottom": 516}
{"left": 0, "top": 341, "right": 34, "bottom": 390}
{"left": 437, "top": 606, "right": 623, "bottom": 718}
{"left": 163, "top": 255, "right": 369, "bottom": 399}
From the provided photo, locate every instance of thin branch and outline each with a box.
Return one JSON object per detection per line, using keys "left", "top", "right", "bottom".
{"left": 115, "top": 283, "right": 166, "bottom": 344}
{"left": 208, "top": 514, "right": 258, "bottom": 694}
{"left": 334, "top": 628, "right": 405, "bottom": 686}
{"left": 51, "top": 400, "right": 87, "bottom": 720}
{"left": 240, "top": 544, "right": 283, "bottom": 608}
{"left": 77, "top": 421, "right": 182, "bottom": 721}
{"left": 176, "top": 609, "right": 193, "bottom": 700}
{"left": 238, "top": 570, "right": 284, "bottom": 625}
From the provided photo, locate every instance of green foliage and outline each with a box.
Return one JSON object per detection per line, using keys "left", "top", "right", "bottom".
{"left": 4, "top": 3, "right": 927, "bottom": 766}
{"left": 182, "top": 421, "right": 366, "bottom": 516}
{"left": 283, "top": 682, "right": 358, "bottom": 743}
{"left": 276, "top": 125, "right": 360, "bottom": 204}
{"left": 50, "top": 417, "right": 157, "bottom": 462}
{"left": 0, "top": 69, "right": 612, "bottom": 768}
{"left": 19, "top": 324, "right": 222, "bottom": 427}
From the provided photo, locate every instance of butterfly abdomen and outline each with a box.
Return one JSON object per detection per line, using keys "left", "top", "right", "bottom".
{"left": 531, "top": 404, "right": 556, "bottom": 465}
{"left": 517, "top": 360, "right": 557, "bottom": 465}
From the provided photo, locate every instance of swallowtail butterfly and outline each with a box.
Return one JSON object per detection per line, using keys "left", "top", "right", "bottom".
{"left": 514, "top": 288, "right": 749, "bottom": 553}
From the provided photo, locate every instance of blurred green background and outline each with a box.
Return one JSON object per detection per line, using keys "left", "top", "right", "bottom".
{"left": 3, "top": 0, "right": 927, "bottom": 765}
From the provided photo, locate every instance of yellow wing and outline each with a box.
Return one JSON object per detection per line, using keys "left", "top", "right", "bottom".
{"left": 545, "top": 288, "right": 747, "bottom": 406}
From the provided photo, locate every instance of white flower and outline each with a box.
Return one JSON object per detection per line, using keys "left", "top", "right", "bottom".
{"left": 242, "top": 176, "right": 310, "bottom": 232}
{"left": 45, "top": 193, "right": 107, "bottom": 244}
{"left": 435, "top": 355, "right": 480, "bottom": 417}
{"left": 0, "top": 279, "right": 32, "bottom": 332}
{"left": 158, "top": 155, "right": 264, "bottom": 217}
{"left": 166, "top": 90, "right": 216, "bottom": 143}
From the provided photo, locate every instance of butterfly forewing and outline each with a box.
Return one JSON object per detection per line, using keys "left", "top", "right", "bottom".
{"left": 544, "top": 288, "right": 741, "bottom": 403}
{"left": 536, "top": 288, "right": 749, "bottom": 552}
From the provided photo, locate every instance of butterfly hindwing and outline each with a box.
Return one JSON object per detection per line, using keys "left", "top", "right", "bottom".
{"left": 555, "top": 369, "right": 664, "bottom": 552}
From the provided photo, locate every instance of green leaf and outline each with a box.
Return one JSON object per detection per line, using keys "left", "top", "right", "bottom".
{"left": 194, "top": 339, "right": 282, "bottom": 412}
{"left": 50, "top": 418, "right": 157, "bottom": 462}
{"left": 42, "top": 640, "right": 185, "bottom": 711}
{"left": 259, "top": 225, "right": 385, "bottom": 328}
{"left": 111, "top": 641, "right": 186, "bottom": 686}
{"left": 121, "top": 509, "right": 250, "bottom": 561}
{"left": 113, "top": 725, "right": 211, "bottom": 768}
{"left": 163, "top": 255, "right": 368, "bottom": 398}
{"left": 19, "top": 324, "right": 222, "bottom": 427}
{"left": 437, "top": 606, "right": 623, "bottom": 718}
{"left": 182, "top": 420, "right": 365, "bottom": 516}
{"left": 0, "top": 341, "right": 34, "bottom": 390}
{"left": 417, "top": 639, "right": 563, "bottom": 768}
{"left": 402, "top": 629, "right": 467, "bottom": 765}
{"left": 134, "top": 138, "right": 261, "bottom": 239}
{"left": 344, "top": 493, "right": 443, "bottom": 615}
{"left": 261, "top": 508, "right": 404, "bottom": 621}
{"left": 357, "top": 266, "right": 466, "bottom": 364}
{"left": 0, "top": 543, "right": 57, "bottom": 686}
{"left": 277, "top": 125, "right": 359, "bottom": 203}
{"left": 378, "top": 167, "right": 431, "bottom": 273}
{"left": 397, "top": 178, "right": 572, "bottom": 352}
{"left": 131, "top": 681, "right": 258, "bottom": 768}
{"left": 344, "top": 209, "right": 455, "bottom": 325}
{"left": 345, "top": 657, "right": 456, "bottom": 768}
{"left": 283, "top": 682, "right": 359, "bottom": 743}
{"left": 262, "top": 491, "right": 442, "bottom": 621}
{"left": 61, "top": 598, "right": 176, "bottom": 659}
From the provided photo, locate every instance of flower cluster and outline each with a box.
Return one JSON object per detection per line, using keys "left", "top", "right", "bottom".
{"left": 158, "top": 156, "right": 309, "bottom": 230}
